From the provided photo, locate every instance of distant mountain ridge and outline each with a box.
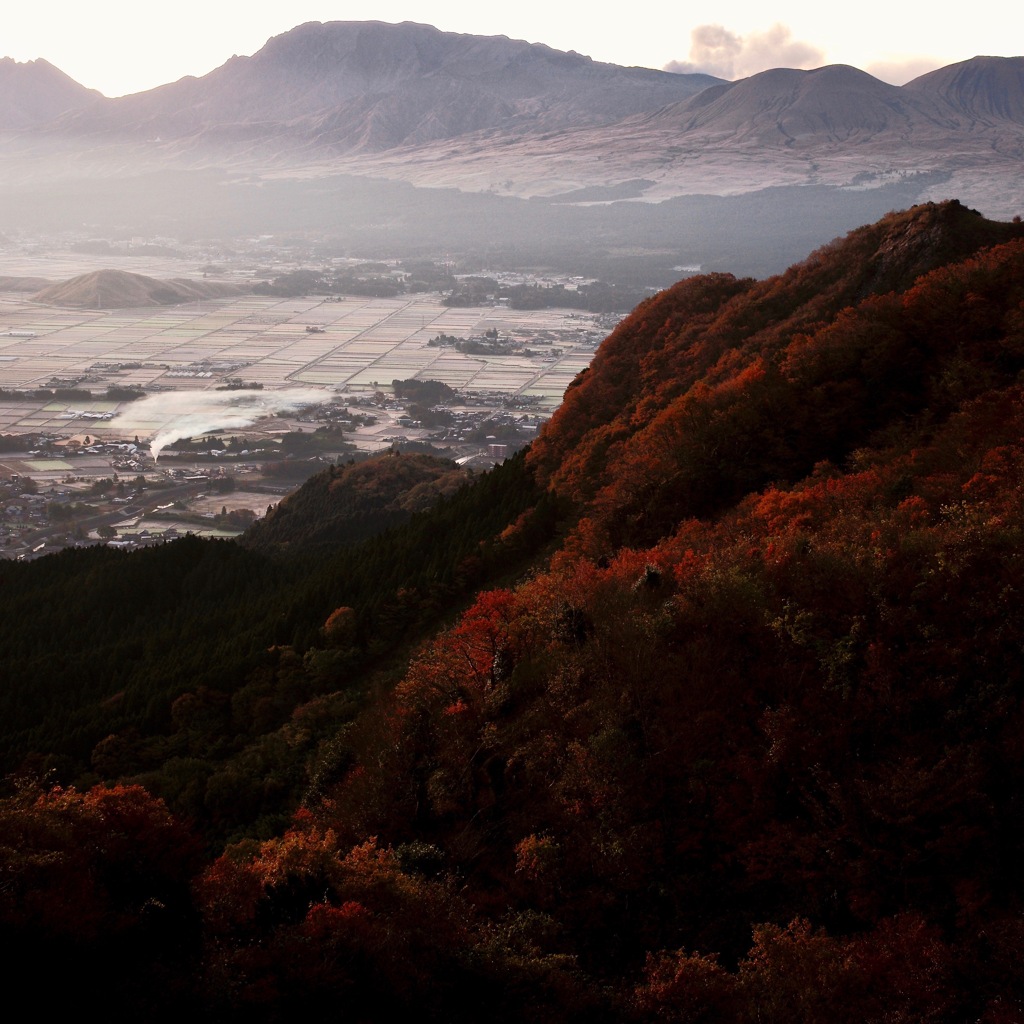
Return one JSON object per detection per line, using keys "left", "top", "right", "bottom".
{"left": 905, "top": 55, "right": 1024, "bottom": 122}
{"left": 39, "top": 21, "right": 722, "bottom": 151}
{"left": 638, "top": 64, "right": 962, "bottom": 142}
{"left": 0, "top": 57, "right": 100, "bottom": 128}
{"left": 0, "top": 23, "right": 1021, "bottom": 245}
{"left": 340, "top": 52, "right": 1023, "bottom": 216}
{"left": 15, "top": 26, "right": 1019, "bottom": 167}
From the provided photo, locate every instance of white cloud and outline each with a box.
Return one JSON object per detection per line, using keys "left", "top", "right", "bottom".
{"left": 664, "top": 23, "right": 825, "bottom": 80}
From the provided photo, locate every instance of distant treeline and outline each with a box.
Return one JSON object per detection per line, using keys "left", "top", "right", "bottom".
{"left": 250, "top": 264, "right": 648, "bottom": 313}
{"left": 391, "top": 379, "right": 457, "bottom": 404}
{"left": 252, "top": 262, "right": 456, "bottom": 299}
{"left": 0, "top": 386, "right": 144, "bottom": 403}
{"left": 444, "top": 278, "right": 653, "bottom": 312}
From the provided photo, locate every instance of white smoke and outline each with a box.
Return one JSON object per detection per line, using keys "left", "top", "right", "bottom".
{"left": 664, "top": 23, "right": 825, "bottom": 80}
{"left": 113, "top": 388, "right": 329, "bottom": 460}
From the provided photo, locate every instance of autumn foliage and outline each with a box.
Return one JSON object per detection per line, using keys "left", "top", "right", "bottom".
{"left": 5, "top": 201, "right": 1024, "bottom": 1019}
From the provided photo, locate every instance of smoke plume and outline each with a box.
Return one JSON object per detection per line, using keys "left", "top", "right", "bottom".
{"left": 665, "top": 23, "right": 825, "bottom": 80}
{"left": 113, "top": 388, "right": 328, "bottom": 460}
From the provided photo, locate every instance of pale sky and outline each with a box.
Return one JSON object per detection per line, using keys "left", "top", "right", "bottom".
{"left": 4, "top": 2, "right": 1020, "bottom": 97}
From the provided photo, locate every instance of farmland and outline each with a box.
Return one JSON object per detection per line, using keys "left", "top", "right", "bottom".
{"left": 0, "top": 284, "right": 604, "bottom": 439}
{"left": 0, "top": 246, "right": 617, "bottom": 556}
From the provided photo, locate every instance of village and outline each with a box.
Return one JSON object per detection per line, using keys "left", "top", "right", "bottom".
{"left": 0, "top": 310, "right": 609, "bottom": 557}
{"left": 0, "top": 234, "right": 634, "bottom": 557}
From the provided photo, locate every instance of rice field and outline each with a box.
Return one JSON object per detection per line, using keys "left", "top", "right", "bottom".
{"left": 0, "top": 286, "right": 607, "bottom": 438}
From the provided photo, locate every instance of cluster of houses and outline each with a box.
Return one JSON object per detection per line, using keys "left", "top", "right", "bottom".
{"left": 106, "top": 526, "right": 183, "bottom": 549}
{"left": 0, "top": 480, "right": 47, "bottom": 548}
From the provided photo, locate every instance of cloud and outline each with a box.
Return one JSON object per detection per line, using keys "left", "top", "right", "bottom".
{"left": 112, "top": 387, "right": 328, "bottom": 460}
{"left": 664, "top": 23, "right": 825, "bottom": 80}
{"left": 865, "top": 57, "right": 943, "bottom": 86}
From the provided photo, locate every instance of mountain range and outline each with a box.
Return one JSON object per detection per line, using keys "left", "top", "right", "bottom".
{"left": 2, "top": 22, "right": 1021, "bottom": 216}
{"left": 37, "top": 20, "right": 722, "bottom": 150}
{"left": 0, "top": 56, "right": 99, "bottom": 129}
{"left": 0, "top": 22, "right": 1021, "bottom": 283}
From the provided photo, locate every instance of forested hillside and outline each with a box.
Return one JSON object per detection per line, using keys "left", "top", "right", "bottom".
{"left": 242, "top": 450, "right": 473, "bottom": 553}
{"left": 3, "top": 201, "right": 1024, "bottom": 1021}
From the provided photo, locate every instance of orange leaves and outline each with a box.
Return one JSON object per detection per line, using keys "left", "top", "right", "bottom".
{"left": 635, "top": 948, "right": 739, "bottom": 1021}
{"left": 895, "top": 494, "right": 930, "bottom": 526}
{"left": 532, "top": 212, "right": 1024, "bottom": 560}
{"left": 299, "top": 899, "right": 371, "bottom": 942}
{"left": 196, "top": 825, "right": 475, "bottom": 1012}
{"left": 751, "top": 486, "right": 819, "bottom": 536}
{"left": 552, "top": 515, "right": 612, "bottom": 568}
{"left": 195, "top": 851, "right": 265, "bottom": 934}
{"left": 0, "top": 783, "right": 199, "bottom": 943}
{"left": 197, "top": 819, "right": 340, "bottom": 933}
{"left": 198, "top": 829, "right": 405, "bottom": 936}
{"left": 636, "top": 915, "right": 956, "bottom": 1024}
{"left": 322, "top": 605, "right": 356, "bottom": 646}
{"left": 399, "top": 587, "right": 533, "bottom": 714}
{"left": 451, "top": 588, "right": 519, "bottom": 660}
{"left": 514, "top": 833, "right": 560, "bottom": 882}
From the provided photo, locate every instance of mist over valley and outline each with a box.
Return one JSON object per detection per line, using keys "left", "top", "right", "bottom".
{"left": 1, "top": 21, "right": 1021, "bottom": 284}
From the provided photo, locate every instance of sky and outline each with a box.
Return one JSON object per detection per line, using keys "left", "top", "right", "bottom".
{"left": 4, "top": 2, "right": 1020, "bottom": 97}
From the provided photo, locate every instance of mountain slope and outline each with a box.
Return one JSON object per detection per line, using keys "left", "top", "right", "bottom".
{"left": 3, "top": 31, "right": 1022, "bottom": 240}
{"left": 636, "top": 63, "right": 961, "bottom": 143}
{"left": 192, "top": 200, "right": 1024, "bottom": 1019}
{"left": 529, "top": 200, "right": 1024, "bottom": 542}
{"left": 300, "top": 53, "right": 1024, "bottom": 216}
{"left": 0, "top": 57, "right": 100, "bottom": 128}
{"left": 46, "top": 20, "right": 721, "bottom": 152}
{"left": 242, "top": 452, "right": 472, "bottom": 552}
{"left": 905, "top": 54, "right": 1024, "bottom": 123}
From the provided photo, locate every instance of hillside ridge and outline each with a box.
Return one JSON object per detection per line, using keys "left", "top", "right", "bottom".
{"left": 3, "top": 201, "right": 1024, "bottom": 1019}
{"left": 0, "top": 55, "right": 100, "bottom": 128}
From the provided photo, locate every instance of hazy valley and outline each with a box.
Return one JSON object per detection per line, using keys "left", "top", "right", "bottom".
{"left": 1, "top": 21, "right": 1021, "bottom": 282}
